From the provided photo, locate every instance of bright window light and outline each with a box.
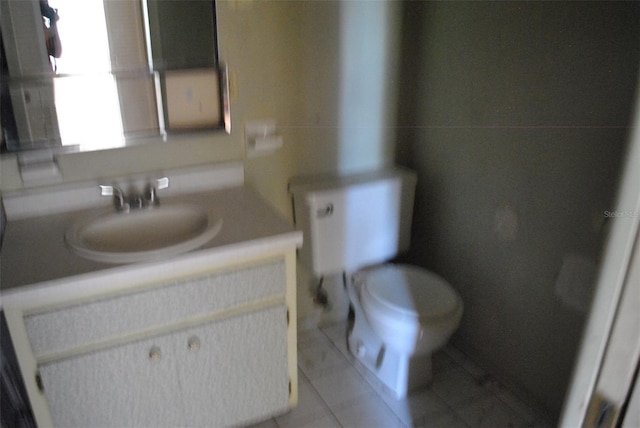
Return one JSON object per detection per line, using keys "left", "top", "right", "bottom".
{"left": 50, "top": 0, "right": 124, "bottom": 149}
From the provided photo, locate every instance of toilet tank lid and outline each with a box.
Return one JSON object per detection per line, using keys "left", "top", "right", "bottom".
{"left": 360, "top": 265, "right": 461, "bottom": 319}
{"left": 288, "top": 167, "right": 416, "bottom": 197}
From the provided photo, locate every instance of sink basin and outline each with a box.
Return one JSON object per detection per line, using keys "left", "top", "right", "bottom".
{"left": 65, "top": 204, "right": 223, "bottom": 263}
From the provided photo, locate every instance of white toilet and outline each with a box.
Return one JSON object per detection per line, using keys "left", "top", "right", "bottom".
{"left": 289, "top": 167, "right": 463, "bottom": 398}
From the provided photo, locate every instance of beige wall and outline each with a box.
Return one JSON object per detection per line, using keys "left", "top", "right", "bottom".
{"left": 244, "top": 0, "right": 401, "bottom": 220}
{"left": 396, "top": 1, "right": 639, "bottom": 420}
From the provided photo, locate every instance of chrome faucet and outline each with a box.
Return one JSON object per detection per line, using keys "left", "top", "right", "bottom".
{"left": 100, "top": 185, "right": 129, "bottom": 212}
{"left": 145, "top": 177, "right": 169, "bottom": 207}
{"left": 100, "top": 177, "right": 170, "bottom": 212}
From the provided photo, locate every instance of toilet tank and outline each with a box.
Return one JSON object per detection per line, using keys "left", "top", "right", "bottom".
{"left": 289, "top": 167, "right": 417, "bottom": 276}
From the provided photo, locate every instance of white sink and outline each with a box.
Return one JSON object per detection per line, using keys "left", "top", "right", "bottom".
{"left": 65, "top": 204, "right": 223, "bottom": 263}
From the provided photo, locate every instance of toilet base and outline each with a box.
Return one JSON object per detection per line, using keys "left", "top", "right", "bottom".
{"left": 348, "top": 318, "right": 433, "bottom": 399}
{"left": 346, "top": 276, "right": 434, "bottom": 399}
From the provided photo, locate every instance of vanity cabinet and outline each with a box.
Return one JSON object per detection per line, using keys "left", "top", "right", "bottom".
{"left": 39, "top": 305, "right": 289, "bottom": 427}
{"left": 3, "top": 256, "right": 298, "bottom": 427}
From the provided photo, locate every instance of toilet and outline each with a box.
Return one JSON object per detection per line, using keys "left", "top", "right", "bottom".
{"left": 289, "top": 167, "right": 463, "bottom": 398}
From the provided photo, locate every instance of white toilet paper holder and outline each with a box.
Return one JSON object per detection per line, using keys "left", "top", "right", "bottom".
{"left": 245, "top": 119, "right": 283, "bottom": 157}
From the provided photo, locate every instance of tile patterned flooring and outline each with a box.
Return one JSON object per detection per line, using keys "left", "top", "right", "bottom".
{"left": 250, "top": 322, "right": 554, "bottom": 428}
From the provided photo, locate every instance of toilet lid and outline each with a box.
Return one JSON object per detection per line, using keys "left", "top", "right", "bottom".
{"left": 361, "top": 265, "right": 460, "bottom": 320}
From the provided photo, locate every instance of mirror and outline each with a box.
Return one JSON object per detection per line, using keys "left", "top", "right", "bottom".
{"left": 0, "top": 0, "right": 229, "bottom": 154}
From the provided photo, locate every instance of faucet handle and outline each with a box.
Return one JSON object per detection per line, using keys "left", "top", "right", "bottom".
{"left": 146, "top": 177, "right": 169, "bottom": 206}
{"left": 99, "top": 184, "right": 117, "bottom": 197}
{"left": 156, "top": 177, "right": 169, "bottom": 190}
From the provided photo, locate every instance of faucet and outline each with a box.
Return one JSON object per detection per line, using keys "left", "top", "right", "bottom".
{"left": 100, "top": 177, "right": 170, "bottom": 212}
{"left": 144, "top": 177, "right": 169, "bottom": 207}
{"left": 100, "top": 185, "right": 129, "bottom": 212}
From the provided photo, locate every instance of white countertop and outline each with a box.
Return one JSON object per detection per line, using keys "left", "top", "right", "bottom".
{"left": 0, "top": 186, "right": 302, "bottom": 308}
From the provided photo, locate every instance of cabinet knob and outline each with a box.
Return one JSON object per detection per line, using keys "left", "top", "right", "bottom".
{"left": 149, "top": 346, "right": 162, "bottom": 361}
{"left": 188, "top": 336, "right": 201, "bottom": 352}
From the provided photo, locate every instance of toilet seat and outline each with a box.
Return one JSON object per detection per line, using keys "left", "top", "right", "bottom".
{"left": 361, "top": 264, "right": 460, "bottom": 322}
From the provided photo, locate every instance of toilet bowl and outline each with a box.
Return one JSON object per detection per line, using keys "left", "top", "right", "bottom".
{"left": 359, "top": 264, "right": 462, "bottom": 354}
{"left": 289, "top": 167, "right": 464, "bottom": 398}
{"left": 347, "top": 264, "right": 462, "bottom": 397}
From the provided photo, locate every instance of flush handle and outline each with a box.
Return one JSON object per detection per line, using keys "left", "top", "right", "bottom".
{"left": 317, "top": 203, "right": 333, "bottom": 218}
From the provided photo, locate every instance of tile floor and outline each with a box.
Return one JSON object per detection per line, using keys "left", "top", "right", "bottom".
{"left": 251, "top": 321, "right": 554, "bottom": 428}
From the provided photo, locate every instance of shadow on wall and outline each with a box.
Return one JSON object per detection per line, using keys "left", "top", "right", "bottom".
{"left": 1, "top": 313, "right": 36, "bottom": 427}
{"left": 393, "top": 0, "right": 639, "bottom": 420}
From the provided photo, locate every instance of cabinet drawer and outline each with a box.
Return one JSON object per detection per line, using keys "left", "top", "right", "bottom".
{"left": 24, "top": 260, "right": 285, "bottom": 358}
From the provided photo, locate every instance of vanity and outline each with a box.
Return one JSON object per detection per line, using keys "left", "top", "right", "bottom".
{"left": 0, "top": 163, "right": 302, "bottom": 427}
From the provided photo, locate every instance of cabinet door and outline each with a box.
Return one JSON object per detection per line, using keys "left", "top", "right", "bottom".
{"left": 178, "top": 305, "right": 290, "bottom": 427}
{"left": 39, "top": 335, "right": 183, "bottom": 428}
